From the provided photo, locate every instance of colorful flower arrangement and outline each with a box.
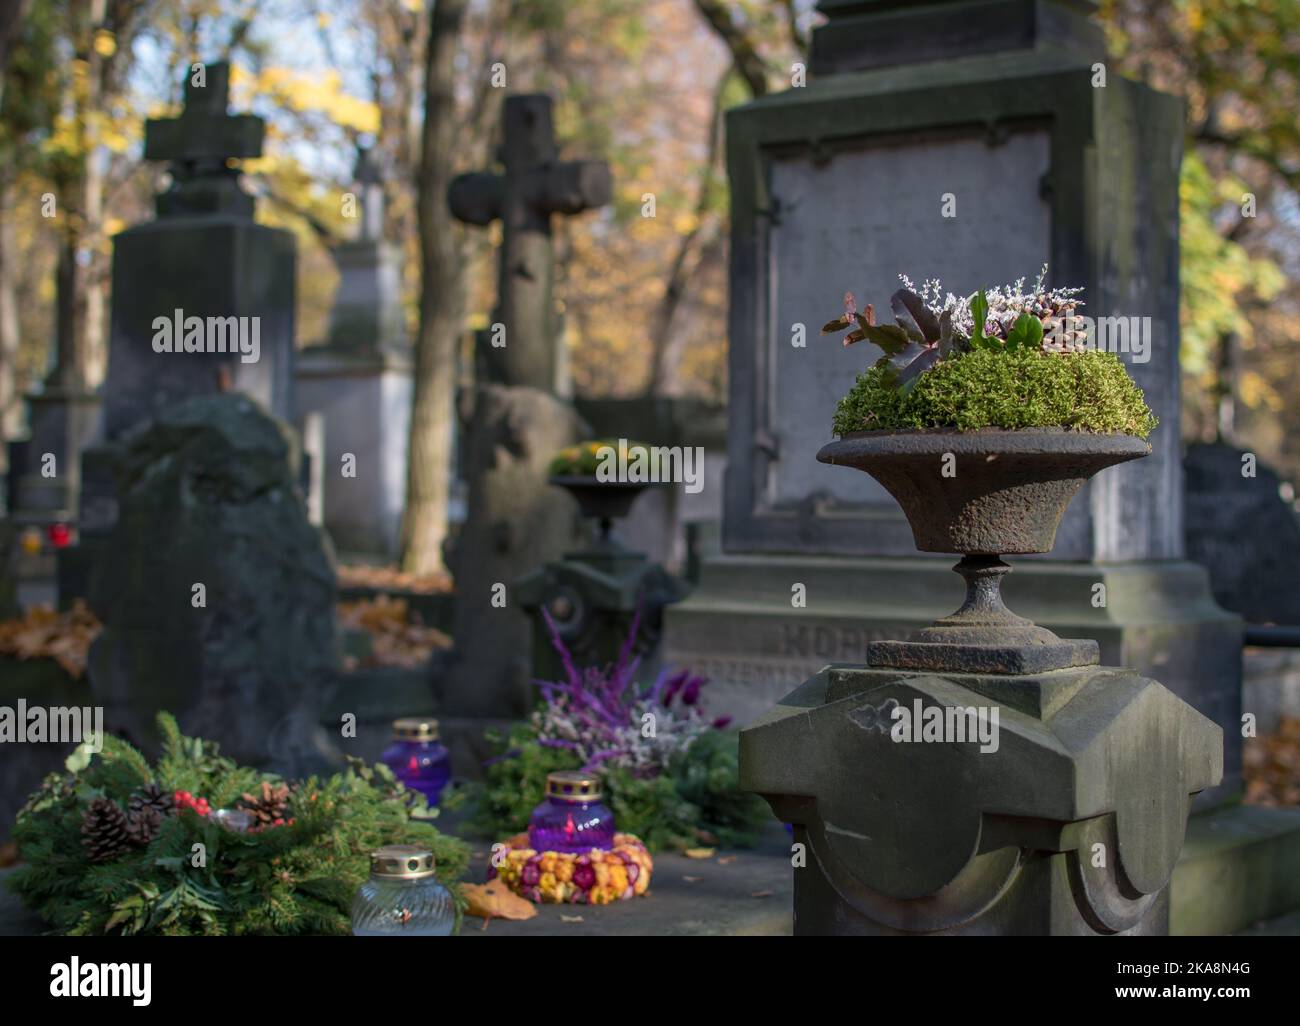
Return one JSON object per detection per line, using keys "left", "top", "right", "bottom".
{"left": 451, "top": 612, "right": 770, "bottom": 853}
{"left": 489, "top": 833, "right": 653, "bottom": 905}
{"left": 548, "top": 439, "right": 653, "bottom": 477}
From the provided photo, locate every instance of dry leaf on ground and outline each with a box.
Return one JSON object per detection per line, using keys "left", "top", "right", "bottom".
{"left": 462, "top": 881, "right": 537, "bottom": 922}
{"left": 337, "top": 594, "right": 450, "bottom": 668}
{"left": 0, "top": 601, "right": 101, "bottom": 679}
{"left": 1244, "top": 716, "right": 1300, "bottom": 807}
{"left": 683, "top": 847, "right": 716, "bottom": 859}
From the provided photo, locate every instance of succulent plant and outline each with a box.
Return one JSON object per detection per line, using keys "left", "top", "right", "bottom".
{"left": 822, "top": 268, "right": 1089, "bottom": 394}
{"left": 821, "top": 288, "right": 957, "bottom": 395}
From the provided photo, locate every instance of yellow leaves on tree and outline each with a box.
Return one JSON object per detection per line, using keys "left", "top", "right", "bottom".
{"left": 234, "top": 65, "right": 380, "bottom": 136}
{"left": 1179, "top": 153, "right": 1284, "bottom": 378}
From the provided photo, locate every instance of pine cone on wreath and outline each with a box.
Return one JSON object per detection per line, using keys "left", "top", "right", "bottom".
{"left": 81, "top": 798, "right": 133, "bottom": 863}
{"left": 128, "top": 782, "right": 174, "bottom": 819}
{"left": 124, "top": 806, "right": 163, "bottom": 847}
{"left": 237, "top": 780, "right": 294, "bottom": 828}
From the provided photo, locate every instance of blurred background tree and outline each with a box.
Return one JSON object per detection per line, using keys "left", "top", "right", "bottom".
{"left": 0, "top": 0, "right": 1296, "bottom": 573}
{"left": 1101, "top": 0, "right": 1298, "bottom": 473}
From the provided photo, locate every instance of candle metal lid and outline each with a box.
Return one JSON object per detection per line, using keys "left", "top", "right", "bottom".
{"left": 392, "top": 717, "right": 439, "bottom": 742}
{"left": 369, "top": 845, "right": 437, "bottom": 880}
{"left": 546, "top": 770, "right": 602, "bottom": 802}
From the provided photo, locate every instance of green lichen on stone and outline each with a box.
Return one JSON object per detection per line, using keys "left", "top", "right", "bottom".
{"left": 832, "top": 349, "right": 1158, "bottom": 438}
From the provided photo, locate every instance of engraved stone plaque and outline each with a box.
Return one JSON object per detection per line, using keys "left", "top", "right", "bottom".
{"left": 768, "top": 129, "right": 1052, "bottom": 510}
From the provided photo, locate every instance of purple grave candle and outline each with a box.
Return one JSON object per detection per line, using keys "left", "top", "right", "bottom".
{"left": 528, "top": 771, "right": 616, "bottom": 854}
{"left": 381, "top": 718, "right": 451, "bottom": 807}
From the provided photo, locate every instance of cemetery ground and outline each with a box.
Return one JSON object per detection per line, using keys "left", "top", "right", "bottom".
{"left": 2, "top": 578, "right": 1300, "bottom": 937}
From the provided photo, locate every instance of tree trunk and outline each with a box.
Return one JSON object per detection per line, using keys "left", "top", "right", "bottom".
{"left": 400, "top": 0, "right": 470, "bottom": 574}
{"left": 645, "top": 71, "right": 728, "bottom": 396}
{"left": 50, "top": 0, "right": 107, "bottom": 392}
{"left": 0, "top": 176, "right": 20, "bottom": 454}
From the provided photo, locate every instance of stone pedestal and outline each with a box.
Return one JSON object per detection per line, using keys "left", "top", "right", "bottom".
{"left": 669, "top": 554, "right": 1243, "bottom": 802}
{"left": 518, "top": 538, "right": 690, "bottom": 683}
{"left": 743, "top": 662, "right": 1220, "bottom": 935}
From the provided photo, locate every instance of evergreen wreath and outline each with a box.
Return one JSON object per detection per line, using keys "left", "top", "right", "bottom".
{"left": 7, "top": 711, "right": 468, "bottom": 935}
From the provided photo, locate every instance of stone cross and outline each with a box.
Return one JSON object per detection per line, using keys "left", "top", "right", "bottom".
{"left": 144, "top": 61, "right": 263, "bottom": 218}
{"left": 449, "top": 94, "right": 612, "bottom": 392}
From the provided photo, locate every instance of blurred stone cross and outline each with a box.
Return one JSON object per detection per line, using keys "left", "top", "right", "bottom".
{"left": 353, "top": 143, "right": 385, "bottom": 243}
{"left": 449, "top": 93, "right": 612, "bottom": 392}
{"left": 144, "top": 61, "right": 264, "bottom": 218}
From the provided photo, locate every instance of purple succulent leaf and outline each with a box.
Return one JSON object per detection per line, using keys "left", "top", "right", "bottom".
{"left": 890, "top": 288, "right": 941, "bottom": 343}
{"left": 898, "top": 347, "right": 942, "bottom": 395}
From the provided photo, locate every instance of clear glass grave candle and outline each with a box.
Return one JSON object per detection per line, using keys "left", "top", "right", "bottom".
{"left": 351, "top": 845, "right": 455, "bottom": 936}
{"left": 527, "top": 771, "right": 616, "bottom": 854}
{"left": 381, "top": 717, "right": 451, "bottom": 807}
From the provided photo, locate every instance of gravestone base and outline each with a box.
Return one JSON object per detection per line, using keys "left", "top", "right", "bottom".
{"left": 740, "top": 662, "right": 1221, "bottom": 936}
{"left": 1171, "top": 802, "right": 1300, "bottom": 935}
{"left": 666, "top": 553, "right": 1242, "bottom": 803}
{"left": 296, "top": 346, "right": 412, "bottom": 557}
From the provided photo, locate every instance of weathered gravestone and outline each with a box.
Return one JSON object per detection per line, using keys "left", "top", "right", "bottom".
{"left": 1184, "top": 443, "right": 1300, "bottom": 625}
{"left": 438, "top": 94, "right": 609, "bottom": 720}
{"left": 103, "top": 61, "right": 294, "bottom": 436}
{"left": 665, "top": 0, "right": 1243, "bottom": 806}
{"left": 297, "top": 146, "right": 412, "bottom": 557}
{"left": 86, "top": 394, "right": 335, "bottom": 774}
{"left": 60, "top": 60, "right": 297, "bottom": 603}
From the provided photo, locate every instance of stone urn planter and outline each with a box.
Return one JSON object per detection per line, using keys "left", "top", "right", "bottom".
{"left": 548, "top": 476, "right": 656, "bottom": 546}
{"left": 741, "top": 279, "right": 1219, "bottom": 936}
{"left": 817, "top": 427, "right": 1150, "bottom": 675}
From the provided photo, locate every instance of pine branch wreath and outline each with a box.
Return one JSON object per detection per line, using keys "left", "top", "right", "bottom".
{"left": 7, "top": 712, "right": 468, "bottom": 936}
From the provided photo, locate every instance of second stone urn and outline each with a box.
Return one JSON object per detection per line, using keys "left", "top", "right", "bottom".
{"left": 517, "top": 477, "right": 689, "bottom": 682}
{"left": 740, "top": 428, "right": 1222, "bottom": 935}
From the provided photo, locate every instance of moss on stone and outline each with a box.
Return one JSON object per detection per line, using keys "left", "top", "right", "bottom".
{"left": 832, "top": 349, "right": 1158, "bottom": 438}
